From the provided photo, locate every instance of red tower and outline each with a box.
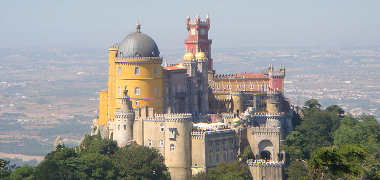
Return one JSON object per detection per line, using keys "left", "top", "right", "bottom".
{"left": 185, "top": 15, "right": 213, "bottom": 71}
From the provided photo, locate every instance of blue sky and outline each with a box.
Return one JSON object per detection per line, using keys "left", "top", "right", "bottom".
{"left": 1, "top": 0, "right": 380, "bottom": 49}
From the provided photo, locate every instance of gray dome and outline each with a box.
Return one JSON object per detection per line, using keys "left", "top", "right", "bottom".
{"left": 117, "top": 31, "right": 160, "bottom": 58}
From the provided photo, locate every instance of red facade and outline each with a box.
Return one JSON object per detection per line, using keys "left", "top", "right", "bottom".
{"left": 185, "top": 16, "right": 213, "bottom": 71}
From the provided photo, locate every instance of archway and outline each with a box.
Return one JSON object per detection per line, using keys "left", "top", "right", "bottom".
{"left": 258, "top": 140, "right": 273, "bottom": 160}
{"left": 260, "top": 150, "right": 271, "bottom": 160}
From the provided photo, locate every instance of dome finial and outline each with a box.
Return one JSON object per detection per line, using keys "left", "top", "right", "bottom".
{"left": 136, "top": 23, "right": 141, "bottom": 33}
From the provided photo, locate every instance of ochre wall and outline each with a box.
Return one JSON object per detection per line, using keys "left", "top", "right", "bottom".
{"left": 114, "top": 62, "right": 164, "bottom": 113}
{"left": 97, "top": 47, "right": 164, "bottom": 126}
{"left": 98, "top": 90, "right": 108, "bottom": 125}
{"left": 212, "top": 79, "right": 269, "bottom": 92}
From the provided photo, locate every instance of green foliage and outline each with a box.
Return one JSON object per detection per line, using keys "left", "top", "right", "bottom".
{"left": 3, "top": 134, "right": 169, "bottom": 180}
{"left": 192, "top": 161, "right": 251, "bottom": 180}
{"left": 241, "top": 145, "right": 254, "bottom": 162}
{"left": 309, "top": 144, "right": 369, "bottom": 179}
{"left": 303, "top": 99, "right": 321, "bottom": 110}
{"left": 284, "top": 99, "right": 380, "bottom": 180}
{"left": 10, "top": 165, "right": 35, "bottom": 180}
{"left": 112, "top": 145, "right": 169, "bottom": 180}
{"left": 285, "top": 102, "right": 341, "bottom": 160}
{"left": 79, "top": 134, "right": 119, "bottom": 155}
{"left": 326, "top": 105, "right": 345, "bottom": 117}
{"left": 74, "top": 153, "right": 117, "bottom": 179}
{"left": 0, "top": 159, "right": 14, "bottom": 180}
{"left": 285, "top": 160, "right": 308, "bottom": 180}
{"left": 334, "top": 115, "right": 380, "bottom": 148}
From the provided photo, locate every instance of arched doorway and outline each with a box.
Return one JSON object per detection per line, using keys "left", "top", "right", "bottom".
{"left": 260, "top": 150, "right": 271, "bottom": 160}
{"left": 258, "top": 140, "right": 273, "bottom": 161}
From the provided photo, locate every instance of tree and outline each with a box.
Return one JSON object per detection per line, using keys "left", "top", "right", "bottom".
{"left": 34, "top": 159, "right": 63, "bottom": 180}
{"left": 283, "top": 131, "right": 305, "bottom": 160}
{"left": 294, "top": 109, "right": 340, "bottom": 158}
{"left": 308, "top": 144, "right": 369, "bottom": 179}
{"left": 326, "top": 105, "right": 345, "bottom": 117}
{"left": 10, "top": 165, "right": 35, "bottom": 180}
{"left": 241, "top": 145, "right": 254, "bottom": 162}
{"left": 285, "top": 160, "right": 308, "bottom": 180}
{"left": 303, "top": 99, "right": 321, "bottom": 110}
{"left": 192, "top": 161, "right": 251, "bottom": 180}
{"left": 0, "top": 159, "right": 11, "bottom": 180}
{"left": 112, "top": 145, "right": 170, "bottom": 180}
{"left": 75, "top": 153, "right": 117, "bottom": 180}
{"left": 79, "top": 134, "right": 118, "bottom": 156}
{"left": 334, "top": 115, "right": 379, "bottom": 148}
{"left": 34, "top": 135, "right": 119, "bottom": 180}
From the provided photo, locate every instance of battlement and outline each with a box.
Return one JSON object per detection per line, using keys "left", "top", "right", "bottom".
{"left": 251, "top": 112, "right": 284, "bottom": 117}
{"left": 114, "top": 112, "right": 134, "bottom": 119}
{"left": 214, "top": 73, "right": 268, "bottom": 80}
{"left": 159, "top": 113, "right": 193, "bottom": 122}
{"left": 221, "top": 113, "right": 236, "bottom": 119}
{"left": 191, "top": 128, "right": 234, "bottom": 138}
{"left": 214, "top": 74, "right": 241, "bottom": 80}
{"left": 114, "top": 57, "right": 163, "bottom": 64}
{"left": 251, "top": 127, "right": 280, "bottom": 135}
{"left": 134, "top": 106, "right": 192, "bottom": 122}
{"left": 263, "top": 64, "right": 286, "bottom": 78}
{"left": 108, "top": 44, "right": 119, "bottom": 51}
{"left": 247, "top": 159, "right": 284, "bottom": 167}
{"left": 186, "top": 15, "right": 210, "bottom": 26}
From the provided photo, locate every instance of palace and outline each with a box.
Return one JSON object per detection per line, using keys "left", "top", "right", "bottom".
{"left": 91, "top": 15, "right": 295, "bottom": 180}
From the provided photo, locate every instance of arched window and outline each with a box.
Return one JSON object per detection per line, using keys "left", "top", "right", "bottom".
{"left": 118, "top": 66, "right": 122, "bottom": 75}
{"left": 123, "top": 125, "right": 126, "bottom": 130}
{"left": 154, "top": 67, "right": 158, "bottom": 75}
{"left": 135, "top": 87, "right": 140, "bottom": 96}
{"left": 170, "top": 143, "right": 175, "bottom": 152}
{"left": 134, "top": 66, "right": 140, "bottom": 75}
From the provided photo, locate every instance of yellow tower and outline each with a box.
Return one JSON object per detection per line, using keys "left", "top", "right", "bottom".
{"left": 98, "top": 24, "right": 164, "bottom": 125}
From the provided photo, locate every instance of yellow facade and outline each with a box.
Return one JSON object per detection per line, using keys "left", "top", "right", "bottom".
{"left": 212, "top": 79, "right": 269, "bottom": 92}
{"left": 98, "top": 90, "right": 108, "bottom": 125}
{"left": 98, "top": 46, "right": 164, "bottom": 125}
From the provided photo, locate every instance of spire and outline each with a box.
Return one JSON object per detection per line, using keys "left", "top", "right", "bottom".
{"left": 136, "top": 23, "right": 141, "bottom": 33}
{"left": 163, "top": 59, "right": 168, "bottom": 67}
{"left": 120, "top": 88, "right": 133, "bottom": 111}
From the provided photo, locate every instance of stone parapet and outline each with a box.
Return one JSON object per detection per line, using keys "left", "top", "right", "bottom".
{"left": 251, "top": 127, "right": 280, "bottom": 135}
{"left": 247, "top": 159, "right": 284, "bottom": 167}
{"left": 191, "top": 129, "right": 234, "bottom": 138}
{"left": 115, "top": 57, "right": 163, "bottom": 64}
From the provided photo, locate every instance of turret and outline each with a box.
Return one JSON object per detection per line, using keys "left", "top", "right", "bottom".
{"left": 267, "top": 64, "right": 285, "bottom": 93}
{"left": 164, "top": 114, "right": 193, "bottom": 180}
{"left": 266, "top": 91, "right": 281, "bottom": 113}
{"left": 109, "top": 89, "right": 135, "bottom": 147}
{"left": 185, "top": 15, "right": 213, "bottom": 71}
{"left": 195, "top": 51, "right": 209, "bottom": 115}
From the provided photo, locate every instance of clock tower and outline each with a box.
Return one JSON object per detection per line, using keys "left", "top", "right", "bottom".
{"left": 185, "top": 15, "right": 213, "bottom": 72}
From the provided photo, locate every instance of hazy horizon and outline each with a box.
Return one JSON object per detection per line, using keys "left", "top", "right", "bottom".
{"left": 1, "top": 0, "right": 380, "bottom": 50}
